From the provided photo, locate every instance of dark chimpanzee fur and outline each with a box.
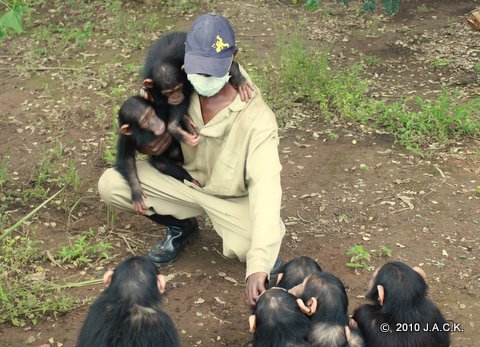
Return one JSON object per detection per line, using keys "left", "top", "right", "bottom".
{"left": 352, "top": 261, "right": 450, "bottom": 347}
{"left": 77, "top": 256, "right": 180, "bottom": 347}
{"left": 276, "top": 256, "right": 323, "bottom": 290}
{"left": 142, "top": 31, "right": 248, "bottom": 145}
{"left": 250, "top": 287, "right": 312, "bottom": 347}
{"left": 115, "top": 95, "right": 197, "bottom": 213}
{"left": 289, "top": 272, "right": 365, "bottom": 347}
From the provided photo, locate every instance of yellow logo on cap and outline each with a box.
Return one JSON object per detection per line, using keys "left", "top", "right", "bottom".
{"left": 212, "top": 35, "right": 230, "bottom": 53}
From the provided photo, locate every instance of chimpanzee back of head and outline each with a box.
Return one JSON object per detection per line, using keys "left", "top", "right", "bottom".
{"left": 251, "top": 287, "right": 312, "bottom": 347}
{"left": 277, "top": 256, "right": 323, "bottom": 290}
{"left": 77, "top": 256, "right": 180, "bottom": 347}
{"left": 289, "top": 272, "right": 364, "bottom": 347}
{"left": 352, "top": 261, "right": 450, "bottom": 347}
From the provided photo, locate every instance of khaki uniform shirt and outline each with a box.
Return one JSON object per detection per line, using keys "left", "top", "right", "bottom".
{"left": 181, "top": 74, "right": 283, "bottom": 277}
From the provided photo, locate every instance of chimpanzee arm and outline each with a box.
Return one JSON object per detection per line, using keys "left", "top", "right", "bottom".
{"left": 229, "top": 60, "right": 254, "bottom": 102}
{"left": 167, "top": 102, "right": 199, "bottom": 147}
{"left": 115, "top": 136, "right": 147, "bottom": 214}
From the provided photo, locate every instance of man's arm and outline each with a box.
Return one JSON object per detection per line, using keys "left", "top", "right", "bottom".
{"left": 244, "top": 107, "right": 284, "bottom": 306}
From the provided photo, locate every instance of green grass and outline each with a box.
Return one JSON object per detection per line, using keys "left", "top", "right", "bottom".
{"left": 59, "top": 228, "right": 113, "bottom": 266}
{"left": 258, "top": 33, "right": 480, "bottom": 154}
{"left": 0, "top": 234, "right": 75, "bottom": 326}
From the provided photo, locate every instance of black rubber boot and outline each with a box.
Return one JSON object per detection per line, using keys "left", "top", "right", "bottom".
{"left": 146, "top": 215, "right": 199, "bottom": 266}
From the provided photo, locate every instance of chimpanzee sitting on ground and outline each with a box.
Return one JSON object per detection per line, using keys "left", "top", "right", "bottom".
{"left": 289, "top": 272, "right": 365, "bottom": 347}
{"left": 141, "top": 31, "right": 253, "bottom": 147}
{"left": 352, "top": 261, "right": 450, "bottom": 347}
{"left": 77, "top": 256, "right": 180, "bottom": 347}
{"left": 276, "top": 256, "right": 323, "bottom": 290}
{"left": 115, "top": 95, "right": 198, "bottom": 214}
{"left": 248, "top": 287, "right": 312, "bottom": 347}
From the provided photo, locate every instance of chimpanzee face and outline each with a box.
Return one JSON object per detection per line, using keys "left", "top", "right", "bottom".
{"left": 138, "top": 106, "right": 165, "bottom": 136}
{"left": 161, "top": 83, "right": 185, "bottom": 105}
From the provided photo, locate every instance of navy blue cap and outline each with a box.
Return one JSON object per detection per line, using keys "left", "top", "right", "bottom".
{"left": 184, "top": 14, "right": 236, "bottom": 77}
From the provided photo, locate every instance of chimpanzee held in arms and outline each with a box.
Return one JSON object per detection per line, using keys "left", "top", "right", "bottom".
{"left": 352, "top": 261, "right": 450, "bottom": 347}
{"left": 141, "top": 31, "right": 253, "bottom": 147}
{"left": 276, "top": 256, "right": 323, "bottom": 290}
{"left": 116, "top": 95, "right": 198, "bottom": 214}
{"left": 248, "top": 287, "right": 312, "bottom": 347}
{"left": 289, "top": 272, "right": 365, "bottom": 347}
{"left": 77, "top": 256, "right": 180, "bottom": 347}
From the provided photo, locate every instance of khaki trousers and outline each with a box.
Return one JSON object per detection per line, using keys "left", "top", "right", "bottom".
{"left": 98, "top": 161, "right": 284, "bottom": 271}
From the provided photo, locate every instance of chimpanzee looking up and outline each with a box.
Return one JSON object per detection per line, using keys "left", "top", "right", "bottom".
{"left": 77, "top": 256, "right": 180, "bottom": 347}
{"left": 248, "top": 287, "right": 312, "bottom": 347}
{"left": 276, "top": 256, "right": 323, "bottom": 290}
{"left": 352, "top": 261, "right": 450, "bottom": 347}
{"left": 116, "top": 95, "right": 197, "bottom": 214}
{"left": 142, "top": 31, "right": 253, "bottom": 147}
{"left": 289, "top": 272, "right": 365, "bottom": 347}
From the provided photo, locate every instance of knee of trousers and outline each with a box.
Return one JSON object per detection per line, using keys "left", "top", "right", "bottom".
{"left": 98, "top": 168, "right": 126, "bottom": 206}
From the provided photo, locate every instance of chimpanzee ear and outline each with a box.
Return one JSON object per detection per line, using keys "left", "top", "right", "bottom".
{"left": 307, "top": 297, "right": 318, "bottom": 315}
{"left": 344, "top": 325, "right": 352, "bottom": 342}
{"left": 276, "top": 273, "right": 284, "bottom": 285}
{"left": 349, "top": 317, "right": 358, "bottom": 329}
{"left": 180, "top": 64, "right": 185, "bottom": 72}
{"left": 377, "top": 285, "right": 385, "bottom": 306}
{"left": 296, "top": 298, "right": 317, "bottom": 316}
{"left": 143, "top": 78, "right": 154, "bottom": 89}
{"left": 157, "top": 274, "right": 166, "bottom": 294}
{"left": 103, "top": 270, "right": 114, "bottom": 287}
{"left": 412, "top": 266, "right": 427, "bottom": 279}
{"left": 119, "top": 124, "right": 132, "bottom": 136}
{"left": 248, "top": 315, "right": 256, "bottom": 333}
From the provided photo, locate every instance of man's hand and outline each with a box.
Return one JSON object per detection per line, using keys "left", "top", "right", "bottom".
{"left": 245, "top": 272, "right": 268, "bottom": 307}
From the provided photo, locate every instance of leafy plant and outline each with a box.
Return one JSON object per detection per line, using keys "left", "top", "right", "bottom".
{"left": 59, "top": 228, "right": 112, "bottom": 266}
{"left": 0, "top": 0, "right": 26, "bottom": 40}
{"left": 346, "top": 244, "right": 374, "bottom": 270}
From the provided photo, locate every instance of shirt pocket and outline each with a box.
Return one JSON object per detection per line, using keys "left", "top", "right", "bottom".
{"left": 209, "top": 150, "right": 245, "bottom": 197}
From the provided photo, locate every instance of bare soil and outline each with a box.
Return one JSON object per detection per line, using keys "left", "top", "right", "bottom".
{"left": 0, "top": 1, "right": 479, "bottom": 346}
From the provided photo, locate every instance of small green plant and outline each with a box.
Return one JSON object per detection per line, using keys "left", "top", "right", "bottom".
{"left": 0, "top": 0, "right": 27, "bottom": 40}
{"left": 59, "top": 228, "right": 113, "bottom": 266}
{"left": 0, "top": 154, "right": 10, "bottom": 189}
{"left": 475, "top": 62, "right": 480, "bottom": 81}
{"left": 346, "top": 244, "right": 374, "bottom": 270}
{"left": 380, "top": 245, "right": 392, "bottom": 257}
{"left": 430, "top": 58, "right": 451, "bottom": 70}
{"left": 361, "top": 54, "right": 382, "bottom": 67}
{"left": 56, "top": 159, "right": 81, "bottom": 191}
{"left": 416, "top": 4, "right": 429, "bottom": 13}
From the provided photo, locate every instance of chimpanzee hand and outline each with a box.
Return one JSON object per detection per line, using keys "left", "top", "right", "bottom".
{"left": 180, "top": 115, "right": 200, "bottom": 147}
{"left": 237, "top": 80, "right": 254, "bottom": 103}
{"left": 132, "top": 190, "right": 148, "bottom": 215}
{"left": 245, "top": 272, "right": 268, "bottom": 307}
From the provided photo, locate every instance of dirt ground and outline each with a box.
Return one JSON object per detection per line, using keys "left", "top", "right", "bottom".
{"left": 0, "top": 0, "right": 479, "bottom": 346}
